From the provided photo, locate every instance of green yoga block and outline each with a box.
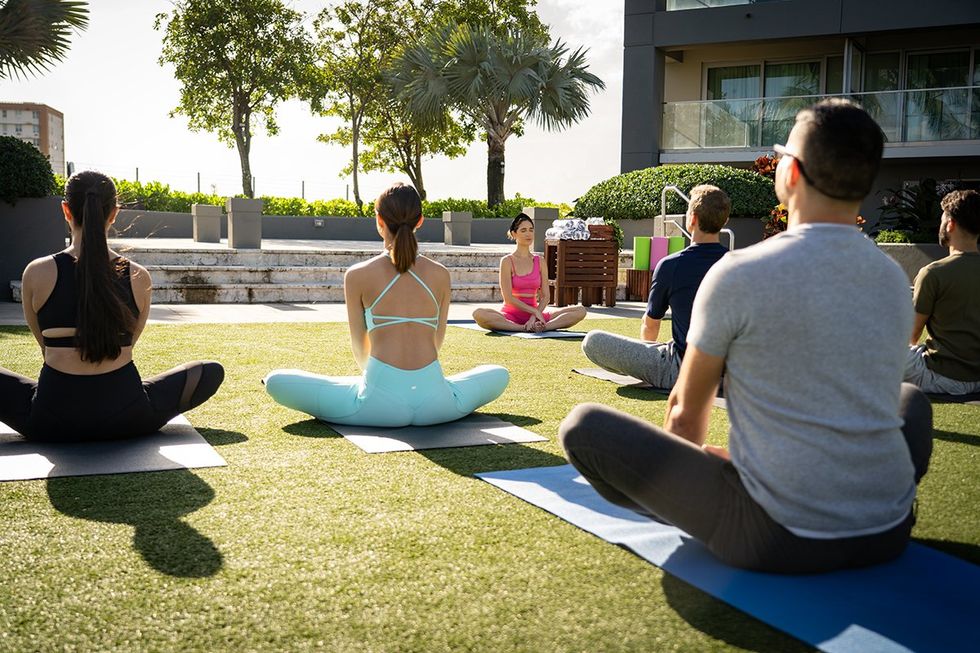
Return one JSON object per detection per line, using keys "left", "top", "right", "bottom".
{"left": 668, "top": 236, "right": 686, "bottom": 254}
{"left": 633, "top": 237, "right": 651, "bottom": 270}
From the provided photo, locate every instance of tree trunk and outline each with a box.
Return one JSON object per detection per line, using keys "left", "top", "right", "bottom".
{"left": 487, "top": 132, "right": 505, "bottom": 208}
{"left": 410, "top": 144, "right": 425, "bottom": 200}
{"left": 233, "top": 100, "right": 254, "bottom": 198}
{"left": 351, "top": 121, "right": 363, "bottom": 214}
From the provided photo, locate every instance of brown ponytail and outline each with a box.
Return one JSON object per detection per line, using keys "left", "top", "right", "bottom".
{"left": 376, "top": 183, "right": 422, "bottom": 274}
{"left": 65, "top": 171, "right": 135, "bottom": 363}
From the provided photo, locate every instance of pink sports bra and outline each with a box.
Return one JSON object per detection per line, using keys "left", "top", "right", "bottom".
{"left": 510, "top": 255, "right": 541, "bottom": 299}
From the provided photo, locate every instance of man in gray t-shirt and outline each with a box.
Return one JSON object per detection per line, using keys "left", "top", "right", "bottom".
{"left": 560, "top": 99, "right": 933, "bottom": 573}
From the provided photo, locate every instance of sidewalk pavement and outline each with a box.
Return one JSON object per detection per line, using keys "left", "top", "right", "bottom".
{"left": 0, "top": 301, "right": 647, "bottom": 327}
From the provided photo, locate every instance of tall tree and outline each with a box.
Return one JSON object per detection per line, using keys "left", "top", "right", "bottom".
{"left": 307, "top": 0, "right": 401, "bottom": 213}
{"left": 0, "top": 0, "right": 88, "bottom": 79}
{"left": 389, "top": 22, "right": 604, "bottom": 207}
{"left": 155, "top": 0, "right": 310, "bottom": 198}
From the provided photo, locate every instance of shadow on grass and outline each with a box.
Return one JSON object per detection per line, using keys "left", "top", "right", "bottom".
{"left": 915, "top": 537, "right": 980, "bottom": 565}
{"left": 932, "top": 428, "right": 980, "bottom": 447}
{"left": 661, "top": 574, "right": 812, "bottom": 652}
{"left": 418, "top": 412, "right": 564, "bottom": 478}
{"left": 616, "top": 386, "right": 668, "bottom": 401}
{"left": 197, "top": 427, "right": 249, "bottom": 447}
{"left": 47, "top": 470, "right": 223, "bottom": 578}
{"left": 282, "top": 419, "right": 342, "bottom": 439}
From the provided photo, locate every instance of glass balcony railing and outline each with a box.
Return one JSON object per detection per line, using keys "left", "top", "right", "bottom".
{"left": 662, "top": 86, "right": 980, "bottom": 150}
{"left": 666, "top": 0, "right": 787, "bottom": 11}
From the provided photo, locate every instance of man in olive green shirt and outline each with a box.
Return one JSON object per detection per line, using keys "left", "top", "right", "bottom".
{"left": 905, "top": 189, "right": 980, "bottom": 395}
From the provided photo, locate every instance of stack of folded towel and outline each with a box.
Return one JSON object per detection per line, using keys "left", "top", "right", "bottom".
{"left": 544, "top": 218, "right": 591, "bottom": 241}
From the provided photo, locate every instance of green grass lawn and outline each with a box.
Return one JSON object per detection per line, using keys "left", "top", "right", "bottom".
{"left": 1, "top": 319, "right": 977, "bottom": 652}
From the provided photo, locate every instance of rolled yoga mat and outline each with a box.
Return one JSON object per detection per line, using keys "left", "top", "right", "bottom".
{"left": 632, "top": 237, "right": 651, "bottom": 270}
{"left": 667, "top": 235, "right": 686, "bottom": 254}
{"left": 650, "top": 237, "right": 669, "bottom": 270}
{"left": 477, "top": 464, "right": 980, "bottom": 653}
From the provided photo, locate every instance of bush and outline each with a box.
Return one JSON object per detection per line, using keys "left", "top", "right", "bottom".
{"left": 574, "top": 164, "right": 776, "bottom": 220}
{"left": 875, "top": 229, "right": 914, "bottom": 244}
{"left": 0, "top": 136, "right": 57, "bottom": 204}
{"left": 875, "top": 178, "right": 956, "bottom": 242}
{"left": 422, "top": 195, "right": 572, "bottom": 220}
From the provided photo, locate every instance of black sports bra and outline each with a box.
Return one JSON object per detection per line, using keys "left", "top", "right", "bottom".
{"left": 36, "top": 252, "right": 140, "bottom": 348}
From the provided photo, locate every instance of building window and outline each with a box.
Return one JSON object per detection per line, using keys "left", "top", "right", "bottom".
{"left": 15, "top": 125, "right": 21, "bottom": 134}
{"left": 32, "top": 110, "right": 39, "bottom": 119}
{"left": 904, "top": 50, "right": 971, "bottom": 141}
{"left": 762, "top": 61, "right": 821, "bottom": 144}
{"left": 704, "top": 65, "right": 761, "bottom": 147}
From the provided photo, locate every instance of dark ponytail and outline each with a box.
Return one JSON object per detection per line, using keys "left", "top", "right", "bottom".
{"left": 376, "top": 183, "right": 422, "bottom": 274}
{"left": 65, "top": 171, "right": 135, "bottom": 363}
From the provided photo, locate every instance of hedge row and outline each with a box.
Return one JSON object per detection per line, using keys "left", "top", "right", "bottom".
{"left": 574, "top": 164, "right": 776, "bottom": 220}
{"left": 51, "top": 176, "right": 570, "bottom": 219}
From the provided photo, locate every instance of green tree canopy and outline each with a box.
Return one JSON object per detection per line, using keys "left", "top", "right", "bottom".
{"left": 0, "top": 0, "right": 88, "bottom": 80}
{"left": 155, "top": 0, "right": 311, "bottom": 198}
{"left": 389, "top": 22, "right": 604, "bottom": 207}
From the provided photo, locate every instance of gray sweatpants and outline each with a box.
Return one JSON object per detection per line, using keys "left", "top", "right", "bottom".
{"left": 581, "top": 330, "right": 681, "bottom": 389}
{"left": 559, "top": 383, "right": 933, "bottom": 574}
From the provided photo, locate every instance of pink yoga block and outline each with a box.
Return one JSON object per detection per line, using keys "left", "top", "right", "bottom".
{"left": 650, "top": 237, "right": 669, "bottom": 269}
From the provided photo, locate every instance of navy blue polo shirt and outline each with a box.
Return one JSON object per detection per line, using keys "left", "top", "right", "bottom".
{"left": 646, "top": 242, "right": 728, "bottom": 356}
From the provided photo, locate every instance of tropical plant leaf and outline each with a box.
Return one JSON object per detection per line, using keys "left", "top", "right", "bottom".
{"left": 0, "top": 0, "right": 89, "bottom": 80}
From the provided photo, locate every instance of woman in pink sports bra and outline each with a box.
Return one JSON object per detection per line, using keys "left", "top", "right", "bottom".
{"left": 472, "top": 214, "right": 587, "bottom": 332}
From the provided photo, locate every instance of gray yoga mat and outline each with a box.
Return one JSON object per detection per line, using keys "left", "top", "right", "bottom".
{"left": 0, "top": 415, "right": 226, "bottom": 481}
{"left": 449, "top": 320, "right": 585, "bottom": 339}
{"left": 328, "top": 414, "right": 546, "bottom": 453}
{"left": 572, "top": 368, "right": 727, "bottom": 410}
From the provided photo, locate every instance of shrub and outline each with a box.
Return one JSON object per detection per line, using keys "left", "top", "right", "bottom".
{"left": 875, "top": 229, "right": 914, "bottom": 243}
{"left": 0, "top": 136, "right": 57, "bottom": 204}
{"left": 875, "top": 178, "right": 955, "bottom": 242}
{"left": 422, "top": 195, "right": 572, "bottom": 220}
{"left": 574, "top": 164, "right": 776, "bottom": 220}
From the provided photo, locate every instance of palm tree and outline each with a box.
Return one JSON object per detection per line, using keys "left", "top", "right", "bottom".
{"left": 0, "top": 0, "right": 88, "bottom": 80}
{"left": 389, "top": 23, "right": 604, "bottom": 207}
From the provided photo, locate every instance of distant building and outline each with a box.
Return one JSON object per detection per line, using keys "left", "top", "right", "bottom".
{"left": 0, "top": 103, "right": 65, "bottom": 176}
{"left": 623, "top": 0, "right": 980, "bottom": 217}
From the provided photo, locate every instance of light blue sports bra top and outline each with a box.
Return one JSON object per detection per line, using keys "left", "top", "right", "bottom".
{"left": 364, "top": 270, "right": 440, "bottom": 332}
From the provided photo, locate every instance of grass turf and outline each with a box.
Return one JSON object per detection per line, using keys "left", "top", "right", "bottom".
{"left": 0, "top": 319, "right": 977, "bottom": 652}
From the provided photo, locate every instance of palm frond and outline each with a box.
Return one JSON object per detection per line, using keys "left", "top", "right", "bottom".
{"left": 0, "top": 0, "right": 89, "bottom": 80}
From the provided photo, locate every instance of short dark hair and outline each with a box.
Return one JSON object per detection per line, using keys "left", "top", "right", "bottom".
{"left": 941, "top": 189, "right": 980, "bottom": 236}
{"left": 687, "top": 185, "right": 730, "bottom": 233}
{"left": 794, "top": 98, "right": 884, "bottom": 202}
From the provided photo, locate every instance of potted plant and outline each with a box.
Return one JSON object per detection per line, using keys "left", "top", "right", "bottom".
{"left": 0, "top": 137, "right": 65, "bottom": 301}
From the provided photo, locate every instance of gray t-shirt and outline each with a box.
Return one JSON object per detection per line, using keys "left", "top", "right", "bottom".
{"left": 688, "top": 223, "right": 916, "bottom": 538}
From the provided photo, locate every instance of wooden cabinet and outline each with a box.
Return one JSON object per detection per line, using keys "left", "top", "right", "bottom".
{"left": 544, "top": 239, "right": 618, "bottom": 308}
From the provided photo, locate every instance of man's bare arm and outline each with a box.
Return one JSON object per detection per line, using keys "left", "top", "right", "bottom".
{"left": 664, "top": 345, "right": 725, "bottom": 446}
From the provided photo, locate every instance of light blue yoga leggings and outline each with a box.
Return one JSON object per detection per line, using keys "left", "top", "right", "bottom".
{"left": 264, "top": 358, "right": 509, "bottom": 427}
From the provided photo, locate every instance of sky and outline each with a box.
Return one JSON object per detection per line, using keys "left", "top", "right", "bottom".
{"left": 0, "top": 0, "right": 624, "bottom": 205}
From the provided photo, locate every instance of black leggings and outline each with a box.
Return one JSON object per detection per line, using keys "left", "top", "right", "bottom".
{"left": 559, "top": 383, "right": 934, "bottom": 574}
{"left": 0, "top": 361, "right": 224, "bottom": 442}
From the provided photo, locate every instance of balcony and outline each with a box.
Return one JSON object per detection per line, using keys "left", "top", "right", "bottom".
{"left": 666, "top": 0, "right": 788, "bottom": 10}
{"left": 662, "top": 87, "right": 980, "bottom": 157}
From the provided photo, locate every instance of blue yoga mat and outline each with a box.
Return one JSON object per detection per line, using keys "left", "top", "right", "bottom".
{"left": 477, "top": 464, "right": 979, "bottom": 653}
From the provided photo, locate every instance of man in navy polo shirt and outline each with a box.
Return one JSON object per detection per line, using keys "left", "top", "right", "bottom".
{"left": 582, "top": 184, "right": 730, "bottom": 389}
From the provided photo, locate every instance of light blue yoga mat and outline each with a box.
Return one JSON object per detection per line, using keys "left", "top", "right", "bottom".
{"left": 477, "top": 464, "right": 979, "bottom": 653}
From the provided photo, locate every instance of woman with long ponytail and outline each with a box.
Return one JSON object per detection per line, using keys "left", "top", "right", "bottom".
{"left": 0, "top": 171, "right": 224, "bottom": 441}
{"left": 264, "top": 182, "right": 509, "bottom": 426}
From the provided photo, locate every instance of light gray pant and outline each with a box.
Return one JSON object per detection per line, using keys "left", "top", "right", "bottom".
{"left": 581, "top": 330, "right": 681, "bottom": 389}
{"left": 904, "top": 344, "right": 980, "bottom": 395}
{"left": 559, "top": 384, "right": 933, "bottom": 574}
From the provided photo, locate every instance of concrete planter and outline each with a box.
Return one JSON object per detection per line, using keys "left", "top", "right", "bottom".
{"left": 0, "top": 196, "right": 66, "bottom": 301}
{"left": 226, "top": 197, "right": 264, "bottom": 249}
{"left": 442, "top": 211, "right": 473, "bottom": 246}
{"left": 878, "top": 243, "right": 946, "bottom": 282}
{"left": 192, "top": 204, "right": 223, "bottom": 243}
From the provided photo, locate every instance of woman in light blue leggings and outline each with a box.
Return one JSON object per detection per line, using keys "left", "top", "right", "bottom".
{"left": 264, "top": 183, "right": 509, "bottom": 427}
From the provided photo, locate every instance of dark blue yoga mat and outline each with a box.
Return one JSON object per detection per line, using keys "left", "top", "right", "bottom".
{"left": 477, "top": 464, "right": 978, "bottom": 653}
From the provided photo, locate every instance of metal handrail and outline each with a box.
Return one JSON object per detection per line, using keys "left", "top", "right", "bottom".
{"left": 660, "top": 184, "right": 736, "bottom": 250}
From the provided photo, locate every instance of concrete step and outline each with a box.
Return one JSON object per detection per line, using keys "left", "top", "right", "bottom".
{"left": 120, "top": 247, "right": 507, "bottom": 269}
{"left": 153, "top": 282, "right": 504, "bottom": 304}
{"left": 145, "top": 265, "right": 500, "bottom": 286}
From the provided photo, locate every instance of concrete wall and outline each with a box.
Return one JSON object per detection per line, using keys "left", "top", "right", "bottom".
{"left": 877, "top": 243, "right": 947, "bottom": 282}
{"left": 111, "top": 210, "right": 515, "bottom": 244}
{"left": 0, "top": 196, "right": 66, "bottom": 301}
